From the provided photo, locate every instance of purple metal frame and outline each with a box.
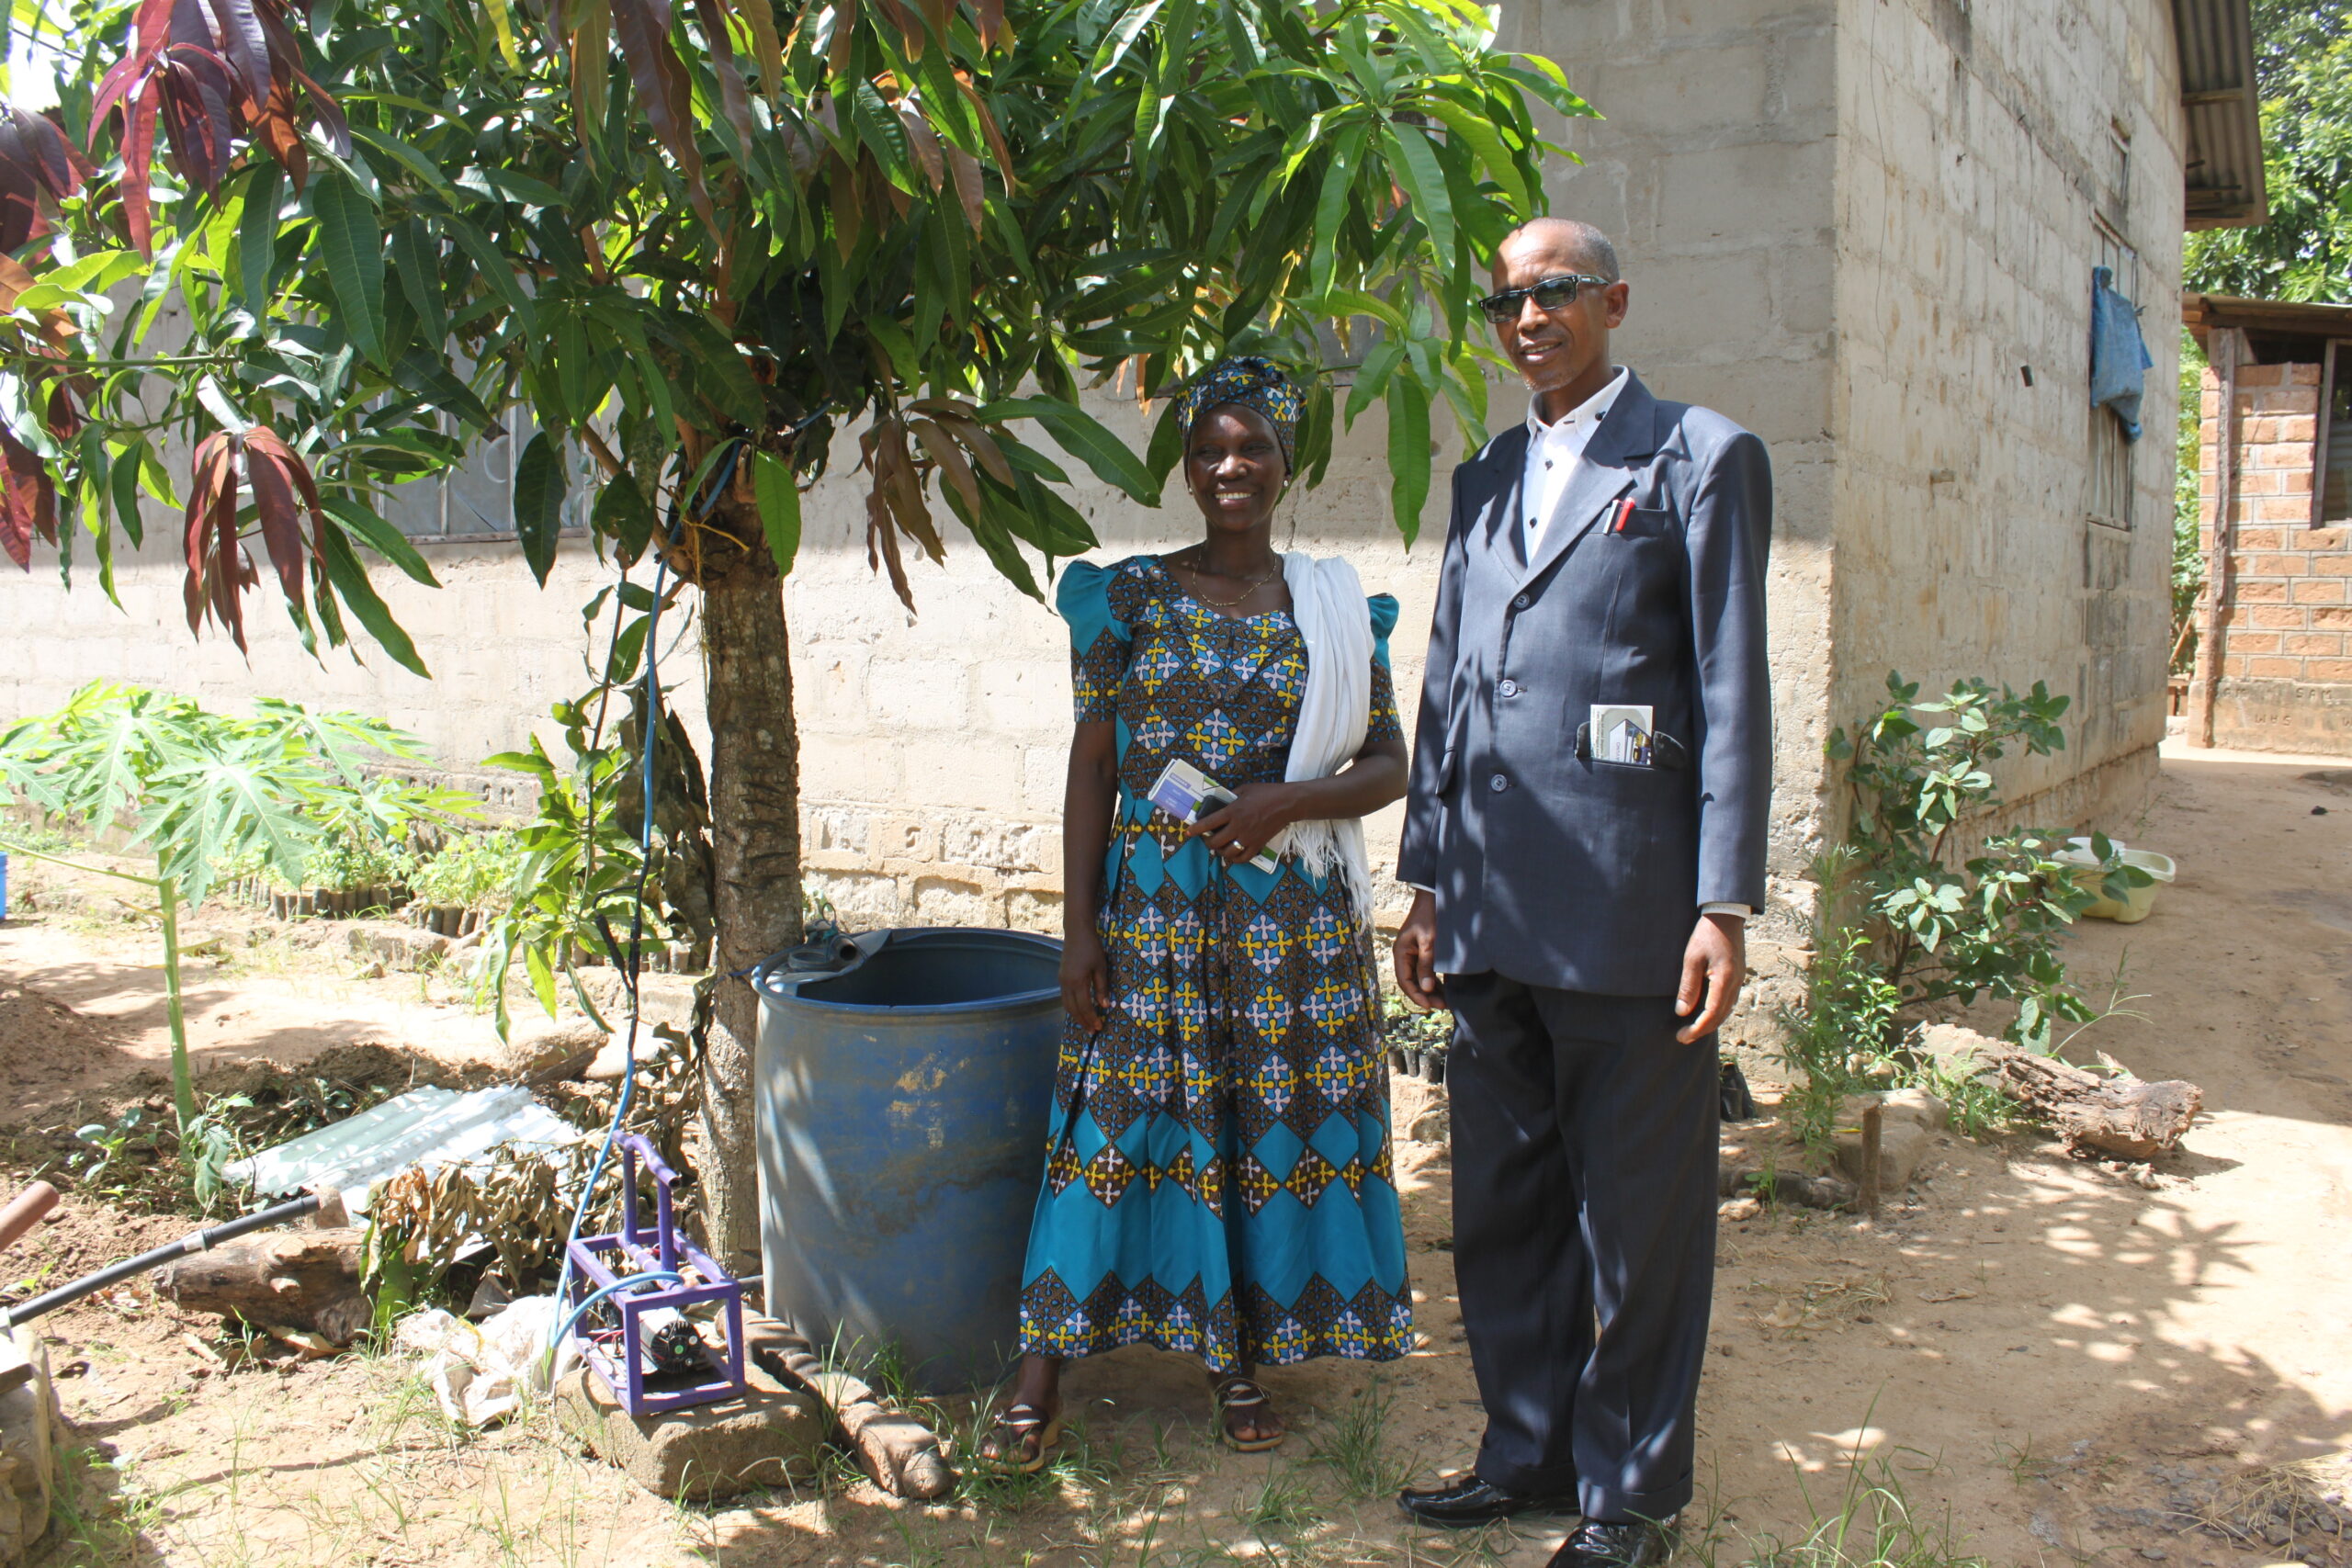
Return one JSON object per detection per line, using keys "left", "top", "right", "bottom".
{"left": 563, "top": 1133, "right": 747, "bottom": 1417}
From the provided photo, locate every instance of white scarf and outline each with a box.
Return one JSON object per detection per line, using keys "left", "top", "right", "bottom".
{"left": 1275, "top": 551, "right": 1376, "bottom": 920}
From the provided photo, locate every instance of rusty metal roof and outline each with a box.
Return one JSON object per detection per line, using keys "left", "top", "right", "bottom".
{"left": 2172, "top": 0, "right": 2268, "bottom": 230}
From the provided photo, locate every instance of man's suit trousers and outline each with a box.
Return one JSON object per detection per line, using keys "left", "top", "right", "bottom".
{"left": 1445, "top": 971, "right": 1717, "bottom": 1523}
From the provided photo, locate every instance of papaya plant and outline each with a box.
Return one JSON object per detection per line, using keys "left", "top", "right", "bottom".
{"left": 0, "top": 682, "right": 472, "bottom": 1128}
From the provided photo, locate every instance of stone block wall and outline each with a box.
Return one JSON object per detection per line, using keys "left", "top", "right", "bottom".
{"left": 2193, "top": 359, "right": 2352, "bottom": 752}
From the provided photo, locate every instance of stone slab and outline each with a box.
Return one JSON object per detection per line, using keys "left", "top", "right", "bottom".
{"left": 0, "top": 1329, "right": 56, "bottom": 1566}
{"left": 555, "top": 1357, "right": 826, "bottom": 1501}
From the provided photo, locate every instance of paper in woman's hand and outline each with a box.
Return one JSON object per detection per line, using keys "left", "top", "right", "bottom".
{"left": 1149, "top": 760, "right": 1281, "bottom": 872}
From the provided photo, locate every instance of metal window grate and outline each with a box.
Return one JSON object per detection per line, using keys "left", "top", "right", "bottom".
{"left": 2087, "top": 223, "right": 2139, "bottom": 529}
{"left": 381, "top": 413, "right": 599, "bottom": 541}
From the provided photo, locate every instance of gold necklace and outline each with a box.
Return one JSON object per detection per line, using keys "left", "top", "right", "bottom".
{"left": 1173, "top": 551, "right": 1281, "bottom": 609}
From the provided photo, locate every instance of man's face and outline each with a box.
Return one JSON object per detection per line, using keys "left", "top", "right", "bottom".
{"left": 1489, "top": 231, "right": 1630, "bottom": 402}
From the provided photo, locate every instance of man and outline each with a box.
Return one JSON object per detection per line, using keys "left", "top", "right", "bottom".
{"left": 1391, "top": 218, "right": 1771, "bottom": 1567}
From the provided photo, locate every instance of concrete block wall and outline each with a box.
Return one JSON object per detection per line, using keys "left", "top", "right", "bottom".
{"left": 2195, "top": 360, "right": 2352, "bottom": 752}
{"left": 1827, "top": 0, "right": 2182, "bottom": 841}
{"left": 1505, "top": 0, "right": 1843, "bottom": 937}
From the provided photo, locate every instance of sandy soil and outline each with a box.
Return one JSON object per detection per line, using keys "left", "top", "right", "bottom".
{"left": 2, "top": 741, "right": 2347, "bottom": 1567}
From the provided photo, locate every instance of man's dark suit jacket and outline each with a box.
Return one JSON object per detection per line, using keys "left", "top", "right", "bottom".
{"left": 1396, "top": 370, "right": 1772, "bottom": 997}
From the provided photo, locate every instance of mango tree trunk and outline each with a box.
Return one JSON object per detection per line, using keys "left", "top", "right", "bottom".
{"left": 695, "top": 536, "right": 804, "bottom": 1269}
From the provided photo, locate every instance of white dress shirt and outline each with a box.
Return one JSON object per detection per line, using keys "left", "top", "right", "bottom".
{"left": 1407, "top": 371, "right": 1748, "bottom": 922}
{"left": 1521, "top": 367, "right": 1628, "bottom": 561}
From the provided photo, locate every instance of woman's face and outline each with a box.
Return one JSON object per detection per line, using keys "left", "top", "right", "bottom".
{"left": 1184, "top": 404, "right": 1286, "bottom": 534}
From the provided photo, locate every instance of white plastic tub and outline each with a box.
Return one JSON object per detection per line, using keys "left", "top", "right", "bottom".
{"left": 2056, "top": 838, "right": 2176, "bottom": 923}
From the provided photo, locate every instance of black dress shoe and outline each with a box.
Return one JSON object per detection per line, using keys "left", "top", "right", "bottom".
{"left": 1397, "top": 1474, "right": 1577, "bottom": 1529}
{"left": 1546, "top": 1517, "right": 1675, "bottom": 1567}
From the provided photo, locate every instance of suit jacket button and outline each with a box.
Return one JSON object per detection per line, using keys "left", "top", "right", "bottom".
{"left": 1498, "top": 679, "right": 1519, "bottom": 697}
{"left": 1488, "top": 773, "right": 1509, "bottom": 793}
{"left": 1511, "top": 594, "right": 1530, "bottom": 611}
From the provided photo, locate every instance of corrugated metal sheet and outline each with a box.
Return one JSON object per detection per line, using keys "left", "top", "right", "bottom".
{"left": 2172, "top": 0, "right": 2267, "bottom": 231}
{"left": 226, "top": 1087, "right": 583, "bottom": 1212}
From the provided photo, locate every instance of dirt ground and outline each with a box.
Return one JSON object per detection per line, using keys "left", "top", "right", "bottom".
{"left": 3, "top": 739, "right": 2348, "bottom": 1567}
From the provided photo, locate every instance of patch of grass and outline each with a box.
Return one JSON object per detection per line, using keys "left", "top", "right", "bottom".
{"left": 1688, "top": 1445, "right": 1989, "bottom": 1568}
{"left": 1242, "top": 1460, "right": 1324, "bottom": 1538}
{"left": 1307, "top": 1375, "right": 1416, "bottom": 1500}
{"left": 47, "top": 1445, "right": 167, "bottom": 1564}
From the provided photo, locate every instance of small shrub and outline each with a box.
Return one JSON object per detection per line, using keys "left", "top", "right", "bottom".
{"left": 411, "top": 828, "right": 529, "bottom": 912}
{"left": 1777, "top": 673, "right": 2154, "bottom": 1151}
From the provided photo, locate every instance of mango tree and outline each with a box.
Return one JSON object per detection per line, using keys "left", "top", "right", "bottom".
{"left": 0, "top": 0, "right": 1589, "bottom": 1258}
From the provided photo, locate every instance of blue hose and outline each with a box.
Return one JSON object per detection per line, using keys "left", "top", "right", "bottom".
{"left": 542, "top": 1269, "right": 686, "bottom": 1371}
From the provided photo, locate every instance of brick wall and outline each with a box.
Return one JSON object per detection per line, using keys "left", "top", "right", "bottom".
{"left": 2195, "top": 359, "right": 2352, "bottom": 752}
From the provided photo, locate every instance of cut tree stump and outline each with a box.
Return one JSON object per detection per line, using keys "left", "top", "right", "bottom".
{"left": 154, "top": 1227, "right": 371, "bottom": 1344}
{"left": 1922, "top": 1024, "right": 2202, "bottom": 1159}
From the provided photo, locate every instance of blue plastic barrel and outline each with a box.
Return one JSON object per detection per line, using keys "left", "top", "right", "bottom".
{"left": 752, "top": 927, "right": 1061, "bottom": 1393}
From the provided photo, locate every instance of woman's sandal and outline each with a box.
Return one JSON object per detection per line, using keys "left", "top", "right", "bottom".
{"left": 976, "top": 1401, "right": 1063, "bottom": 1474}
{"left": 1213, "top": 1374, "right": 1286, "bottom": 1453}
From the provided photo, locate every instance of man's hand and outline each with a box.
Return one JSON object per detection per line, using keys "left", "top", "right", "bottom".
{"left": 1393, "top": 889, "right": 1445, "bottom": 1010}
{"left": 1674, "top": 911, "right": 1746, "bottom": 1043}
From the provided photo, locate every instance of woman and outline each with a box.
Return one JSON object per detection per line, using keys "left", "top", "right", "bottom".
{"left": 980, "top": 357, "right": 1412, "bottom": 1469}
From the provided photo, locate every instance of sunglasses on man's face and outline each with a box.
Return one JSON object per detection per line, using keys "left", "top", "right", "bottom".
{"left": 1476, "top": 274, "right": 1612, "bottom": 325}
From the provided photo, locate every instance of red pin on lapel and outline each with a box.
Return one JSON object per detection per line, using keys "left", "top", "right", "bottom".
{"left": 1608, "top": 498, "right": 1635, "bottom": 535}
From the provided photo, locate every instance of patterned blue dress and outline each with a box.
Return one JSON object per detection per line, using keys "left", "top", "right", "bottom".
{"left": 1015, "top": 556, "right": 1413, "bottom": 1372}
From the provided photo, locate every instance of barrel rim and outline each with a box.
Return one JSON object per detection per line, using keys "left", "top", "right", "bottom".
{"left": 752, "top": 925, "right": 1064, "bottom": 1016}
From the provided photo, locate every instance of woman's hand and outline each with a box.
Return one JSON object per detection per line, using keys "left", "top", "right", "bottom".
{"left": 1060, "top": 928, "right": 1111, "bottom": 1032}
{"left": 1191, "top": 783, "right": 1300, "bottom": 864}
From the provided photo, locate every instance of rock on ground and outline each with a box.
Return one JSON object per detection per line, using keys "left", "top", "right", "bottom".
{"left": 555, "top": 1359, "right": 826, "bottom": 1501}
{"left": 342, "top": 921, "right": 452, "bottom": 971}
{"left": 492, "top": 1018, "right": 607, "bottom": 1085}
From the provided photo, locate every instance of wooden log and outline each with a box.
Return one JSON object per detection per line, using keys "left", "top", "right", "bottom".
{"left": 1978, "top": 1042, "right": 2201, "bottom": 1159}
{"left": 153, "top": 1227, "right": 372, "bottom": 1345}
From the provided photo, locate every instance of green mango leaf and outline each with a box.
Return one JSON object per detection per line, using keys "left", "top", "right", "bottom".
{"left": 752, "top": 449, "right": 801, "bottom": 578}
{"left": 1385, "top": 372, "right": 1431, "bottom": 545}
{"left": 513, "top": 432, "right": 568, "bottom": 585}
{"left": 978, "top": 396, "right": 1159, "bottom": 507}
{"left": 317, "top": 525, "right": 431, "bottom": 677}
{"left": 311, "top": 170, "right": 388, "bottom": 367}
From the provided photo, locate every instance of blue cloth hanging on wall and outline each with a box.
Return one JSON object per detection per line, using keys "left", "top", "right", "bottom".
{"left": 2090, "top": 265, "right": 2154, "bottom": 442}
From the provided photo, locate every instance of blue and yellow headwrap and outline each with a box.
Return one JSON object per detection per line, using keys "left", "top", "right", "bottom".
{"left": 1177, "top": 356, "right": 1304, "bottom": 472}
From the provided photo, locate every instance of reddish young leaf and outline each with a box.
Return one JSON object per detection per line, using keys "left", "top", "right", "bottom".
{"left": 0, "top": 433, "right": 57, "bottom": 570}
{"left": 243, "top": 439, "right": 306, "bottom": 607}
{"left": 688, "top": 0, "right": 757, "bottom": 149}
{"left": 609, "top": 0, "right": 714, "bottom": 224}
{"left": 953, "top": 71, "right": 1014, "bottom": 187}
{"left": 944, "top": 141, "right": 982, "bottom": 231}
{"left": 45, "top": 384, "right": 84, "bottom": 442}
{"left": 200, "top": 0, "right": 275, "bottom": 107}
{"left": 897, "top": 103, "right": 944, "bottom": 191}
{"left": 181, "top": 430, "right": 241, "bottom": 640}
{"left": 0, "top": 107, "right": 91, "bottom": 250}
{"left": 971, "top": 0, "right": 1005, "bottom": 51}
{"left": 864, "top": 480, "right": 914, "bottom": 611}
{"left": 121, "top": 81, "right": 163, "bottom": 254}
